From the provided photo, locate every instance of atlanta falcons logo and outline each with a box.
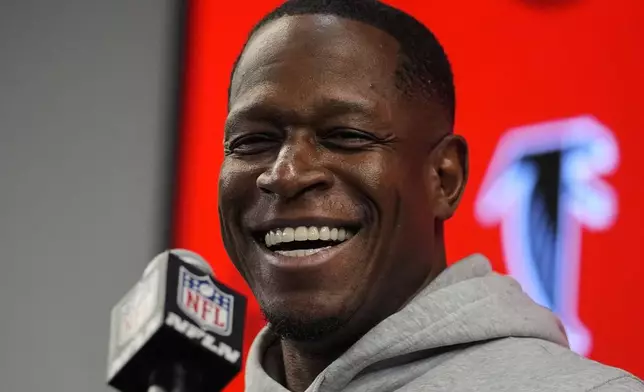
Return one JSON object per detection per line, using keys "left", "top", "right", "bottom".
{"left": 475, "top": 115, "right": 620, "bottom": 356}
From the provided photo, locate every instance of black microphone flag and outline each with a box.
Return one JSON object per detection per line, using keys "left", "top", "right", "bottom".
{"left": 107, "top": 249, "right": 246, "bottom": 392}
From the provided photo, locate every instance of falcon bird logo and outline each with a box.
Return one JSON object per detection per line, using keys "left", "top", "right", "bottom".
{"left": 475, "top": 116, "right": 619, "bottom": 355}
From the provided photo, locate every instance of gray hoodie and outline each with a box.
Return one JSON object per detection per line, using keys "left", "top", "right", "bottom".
{"left": 245, "top": 254, "right": 644, "bottom": 391}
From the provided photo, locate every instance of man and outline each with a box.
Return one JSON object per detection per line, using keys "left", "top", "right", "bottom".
{"left": 218, "top": 0, "right": 644, "bottom": 391}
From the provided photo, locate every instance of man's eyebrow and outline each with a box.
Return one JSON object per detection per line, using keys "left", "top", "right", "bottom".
{"left": 226, "top": 97, "right": 377, "bottom": 130}
{"left": 313, "top": 97, "right": 377, "bottom": 118}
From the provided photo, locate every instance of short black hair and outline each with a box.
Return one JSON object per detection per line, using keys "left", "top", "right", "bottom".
{"left": 228, "top": 0, "right": 456, "bottom": 124}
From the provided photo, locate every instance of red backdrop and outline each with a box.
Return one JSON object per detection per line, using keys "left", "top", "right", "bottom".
{"left": 173, "top": 1, "right": 644, "bottom": 390}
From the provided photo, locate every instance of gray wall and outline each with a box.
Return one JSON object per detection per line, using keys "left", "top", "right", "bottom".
{"left": 0, "top": 1, "right": 178, "bottom": 391}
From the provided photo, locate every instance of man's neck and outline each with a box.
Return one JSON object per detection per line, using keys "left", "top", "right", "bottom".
{"left": 273, "top": 315, "right": 373, "bottom": 392}
{"left": 274, "top": 289, "right": 423, "bottom": 392}
{"left": 280, "top": 340, "right": 343, "bottom": 392}
{"left": 274, "top": 249, "right": 448, "bottom": 391}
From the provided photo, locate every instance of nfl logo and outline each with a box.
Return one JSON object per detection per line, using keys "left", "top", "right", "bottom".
{"left": 177, "top": 266, "right": 234, "bottom": 336}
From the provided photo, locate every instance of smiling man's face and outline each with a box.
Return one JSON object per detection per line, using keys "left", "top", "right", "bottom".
{"left": 219, "top": 14, "right": 465, "bottom": 342}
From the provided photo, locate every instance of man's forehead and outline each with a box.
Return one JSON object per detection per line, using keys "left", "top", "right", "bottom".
{"left": 229, "top": 14, "right": 401, "bottom": 106}
{"left": 239, "top": 14, "right": 400, "bottom": 65}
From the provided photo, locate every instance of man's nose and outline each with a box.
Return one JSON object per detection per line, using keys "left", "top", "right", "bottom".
{"left": 256, "top": 138, "right": 333, "bottom": 199}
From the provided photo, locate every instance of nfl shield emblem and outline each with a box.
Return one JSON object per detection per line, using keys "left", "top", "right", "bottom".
{"left": 177, "top": 266, "right": 234, "bottom": 336}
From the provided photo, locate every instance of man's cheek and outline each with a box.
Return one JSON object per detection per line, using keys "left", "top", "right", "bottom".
{"left": 219, "top": 166, "right": 259, "bottom": 206}
{"left": 342, "top": 160, "right": 394, "bottom": 208}
{"left": 218, "top": 163, "right": 242, "bottom": 202}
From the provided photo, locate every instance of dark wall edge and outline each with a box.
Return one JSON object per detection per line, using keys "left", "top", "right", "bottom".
{"left": 159, "top": 0, "right": 190, "bottom": 253}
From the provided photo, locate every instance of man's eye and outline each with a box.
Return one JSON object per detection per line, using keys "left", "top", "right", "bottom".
{"left": 227, "top": 135, "right": 279, "bottom": 155}
{"left": 321, "top": 129, "right": 375, "bottom": 149}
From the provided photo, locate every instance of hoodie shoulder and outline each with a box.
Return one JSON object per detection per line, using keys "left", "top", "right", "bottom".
{"left": 422, "top": 337, "right": 643, "bottom": 392}
{"left": 589, "top": 376, "right": 644, "bottom": 391}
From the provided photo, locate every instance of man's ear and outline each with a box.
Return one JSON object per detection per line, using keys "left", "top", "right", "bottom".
{"left": 429, "top": 135, "right": 469, "bottom": 220}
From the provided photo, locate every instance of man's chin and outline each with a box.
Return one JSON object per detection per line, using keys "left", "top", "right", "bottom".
{"left": 262, "top": 308, "right": 348, "bottom": 342}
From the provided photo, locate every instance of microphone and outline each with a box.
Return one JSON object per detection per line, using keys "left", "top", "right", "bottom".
{"left": 106, "top": 249, "right": 247, "bottom": 392}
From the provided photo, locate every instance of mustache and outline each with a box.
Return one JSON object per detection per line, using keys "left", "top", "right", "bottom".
{"left": 245, "top": 194, "right": 367, "bottom": 222}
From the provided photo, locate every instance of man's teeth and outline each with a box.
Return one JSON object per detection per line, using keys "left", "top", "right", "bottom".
{"left": 274, "top": 247, "right": 332, "bottom": 257}
{"left": 264, "top": 226, "right": 354, "bottom": 248}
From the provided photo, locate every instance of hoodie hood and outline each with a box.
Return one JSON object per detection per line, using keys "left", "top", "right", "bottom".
{"left": 245, "top": 254, "right": 570, "bottom": 392}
